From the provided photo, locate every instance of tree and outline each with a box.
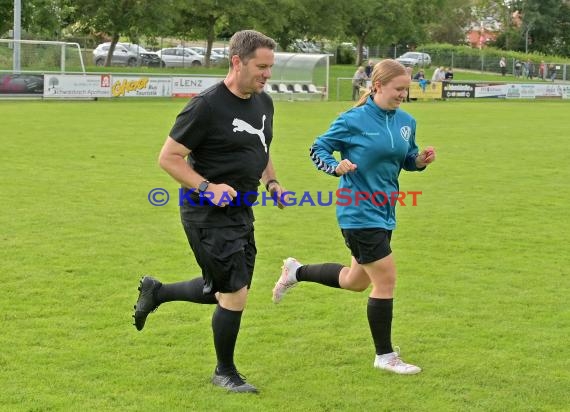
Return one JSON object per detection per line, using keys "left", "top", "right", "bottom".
{"left": 0, "top": 0, "right": 76, "bottom": 39}
{"left": 242, "top": 0, "right": 345, "bottom": 53}
{"left": 425, "top": 0, "right": 473, "bottom": 45}
{"left": 172, "top": 0, "right": 246, "bottom": 67}
{"left": 0, "top": 0, "right": 14, "bottom": 36}
{"left": 521, "top": 0, "right": 570, "bottom": 55}
{"left": 338, "top": 0, "right": 416, "bottom": 65}
{"left": 72, "top": 0, "right": 175, "bottom": 66}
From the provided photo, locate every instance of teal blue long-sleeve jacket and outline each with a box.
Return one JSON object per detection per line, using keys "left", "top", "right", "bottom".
{"left": 309, "top": 96, "right": 424, "bottom": 230}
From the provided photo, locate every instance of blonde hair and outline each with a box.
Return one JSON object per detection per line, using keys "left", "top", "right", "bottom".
{"left": 355, "top": 59, "right": 407, "bottom": 107}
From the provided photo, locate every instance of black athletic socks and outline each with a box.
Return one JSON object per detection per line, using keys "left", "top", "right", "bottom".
{"left": 296, "top": 263, "right": 343, "bottom": 288}
{"left": 212, "top": 305, "right": 243, "bottom": 373}
{"left": 155, "top": 277, "right": 217, "bottom": 304}
{"left": 367, "top": 297, "right": 394, "bottom": 355}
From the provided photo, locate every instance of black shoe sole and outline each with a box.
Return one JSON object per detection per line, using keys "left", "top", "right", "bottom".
{"left": 132, "top": 276, "right": 157, "bottom": 331}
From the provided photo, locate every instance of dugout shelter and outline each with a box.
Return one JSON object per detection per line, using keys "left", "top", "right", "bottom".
{"left": 265, "top": 52, "right": 331, "bottom": 101}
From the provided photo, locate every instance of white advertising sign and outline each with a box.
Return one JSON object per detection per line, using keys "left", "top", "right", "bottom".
{"left": 171, "top": 77, "right": 223, "bottom": 97}
{"left": 474, "top": 84, "right": 508, "bottom": 98}
{"left": 533, "top": 84, "right": 564, "bottom": 98}
{"left": 505, "top": 84, "right": 536, "bottom": 99}
{"left": 43, "top": 74, "right": 111, "bottom": 98}
{"left": 560, "top": 85, "right": 570, "bottom": 99}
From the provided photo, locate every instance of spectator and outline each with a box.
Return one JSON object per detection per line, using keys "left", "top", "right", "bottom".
{"left": 525, "top": 60, "right": 534, "bottom": 80}
{"left": 352, "top": 66, "right": 368, "bottom": 101}
{"left": 444, "top": 67, "right": 454, "bottom": 80}
{"left": 549, "top": 64, "right": 557, "bottom": 82}
{"left": 365, "top": 60, "right": 374, "bottom": 78}
{"left": 499, "top": 57, "right": 507, "bottom": 76}
{"left": 405, "top": 66, "right": 413, "bottom": 102}
{"left": 539, "top": 61, "right": 546, "bottom": 80}
{"left": 431, "top": 66, "right": 445, "bottom": 82}
{"left": 514, "top": 60, "right": 522, "bottom": 78}
{"left": 413, "top": 69, "right": 425, "bottom": 81}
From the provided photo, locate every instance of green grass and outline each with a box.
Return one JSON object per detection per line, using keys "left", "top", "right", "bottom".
{"left": 1, "top": 98, "right": 568, "bottom": 411}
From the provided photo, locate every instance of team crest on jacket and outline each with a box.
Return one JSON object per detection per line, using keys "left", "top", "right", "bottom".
{"left": 400, "top": 126, "right": 412, "bottom": 141}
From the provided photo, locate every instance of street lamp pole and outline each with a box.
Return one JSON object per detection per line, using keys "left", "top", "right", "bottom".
{"left": 524, "top": 23, "right": 532, "bottom": 54}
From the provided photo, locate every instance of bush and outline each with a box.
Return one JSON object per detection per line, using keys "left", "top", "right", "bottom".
{"left": 336, "top": 44, "right": 356, "bottom": 65}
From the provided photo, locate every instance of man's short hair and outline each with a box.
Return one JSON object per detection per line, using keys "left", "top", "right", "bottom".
{"left": 228, "top": 30, "right": 276, "bottom": 64}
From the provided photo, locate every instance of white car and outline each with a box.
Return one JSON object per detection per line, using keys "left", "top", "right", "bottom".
{"left": 396, "top": 52, "right": 431, "bottom": 68}
{"left": 155, "top": 47, "right": 205, "bottom": 67}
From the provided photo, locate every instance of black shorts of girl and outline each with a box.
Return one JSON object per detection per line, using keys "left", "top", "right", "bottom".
{"left": 183, "top": 223, "right": 256, "bottom": 295}
{"left": 341, "top": 228, "right": 393, "bottom": 264}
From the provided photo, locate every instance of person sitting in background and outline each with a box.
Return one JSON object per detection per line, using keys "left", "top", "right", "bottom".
{"left": 413, "top": 69, "right": 425, "bottom": 81}
{"left": 444, "top": 67, "right": 454, "bottom": 80}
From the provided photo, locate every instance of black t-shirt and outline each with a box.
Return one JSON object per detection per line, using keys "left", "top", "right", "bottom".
{"left": 169, "top": 81, "right": 274, "bottom": 227}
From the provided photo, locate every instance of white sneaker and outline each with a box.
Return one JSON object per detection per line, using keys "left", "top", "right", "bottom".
{"left": 272, "top": 257, "right": 302, "bottom": 304}
{"left": 373, "top": 348, "right": 421, "bottom": 375}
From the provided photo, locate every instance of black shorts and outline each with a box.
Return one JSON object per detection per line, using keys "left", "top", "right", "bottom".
{"left": 341, "top": 228, "right": 392, "bottom": 264}
{"left": 183, "top": 223, "right": 256, "bottom": 294}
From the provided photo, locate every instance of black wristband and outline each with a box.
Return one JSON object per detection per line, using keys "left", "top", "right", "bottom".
{"left": 265, "top": 179, "right": 279, "bottom": 191}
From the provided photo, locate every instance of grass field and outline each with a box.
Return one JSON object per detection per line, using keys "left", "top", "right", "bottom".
{"left": 1, "top": 98, "right": 569, "bottom": 411}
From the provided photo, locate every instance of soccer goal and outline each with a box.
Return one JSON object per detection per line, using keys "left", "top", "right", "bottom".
{"left": 0, "top": 39, "right": 86, "bottom": 73}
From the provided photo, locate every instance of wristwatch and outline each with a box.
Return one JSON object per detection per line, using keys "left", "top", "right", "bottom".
{"left": 197, "top": 180, "right": 210, "bottom": 194}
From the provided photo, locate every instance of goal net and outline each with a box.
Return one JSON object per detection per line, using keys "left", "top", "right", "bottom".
{"left": 0, "top": 39, "right": 85, "bottom": 73}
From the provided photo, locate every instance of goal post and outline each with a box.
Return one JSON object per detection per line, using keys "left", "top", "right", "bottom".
{"left": 0, "top": 39, "right": 86, "bottom": 73}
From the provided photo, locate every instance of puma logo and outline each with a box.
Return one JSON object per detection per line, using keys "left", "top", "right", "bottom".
{"left": 232, "top": 115, "right": 267, "bottom": 153}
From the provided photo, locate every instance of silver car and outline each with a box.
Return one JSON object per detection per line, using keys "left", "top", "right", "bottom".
{"left": 155, "top": 47, "right": 205, "bottom": 67}
{"left": 396, "top": 52, "right": 431, "bottom": 68}
{"left": 187, "top": 46, "right": 224, "bottom": 63}
{"left": 93, "top": 43, "right": 138, "bottom": 66}
{"left": 93, "top": 42, "right": 161, "bottom": 67}
{"left": 212, "top": 47, "right": 229, "bottom": 57}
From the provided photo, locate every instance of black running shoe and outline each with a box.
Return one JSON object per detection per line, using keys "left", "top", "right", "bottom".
{"left": 132, "top": 276, "right": 162, "bottom": 331}
{"left": 211, "top": 368, "right": 259, "bottom": 393}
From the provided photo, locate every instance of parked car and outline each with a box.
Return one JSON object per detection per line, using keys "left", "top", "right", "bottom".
{"left": 187, "top": 46, "right": 223, "bottom": 63}
{"left": 120, "top": 43, "right": 163, "bottom": 67}
{"left": 212, "top": 47, "right": 229, "bottom": 57}
{"left": 396, "top": 52, "right": 431, "bottom": 68}
{"left": 92, "top": 42, "right": 162, "bottom": 67}
{"left": 155, "top": 47, "right": 205, "bottom": 67}
{"left": 290, "top": 39, "right": 321, "bottom": 54}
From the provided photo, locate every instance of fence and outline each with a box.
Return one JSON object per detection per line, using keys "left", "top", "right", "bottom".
{"left": 365, "top": 46, "right": 569, "bottom": 81}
